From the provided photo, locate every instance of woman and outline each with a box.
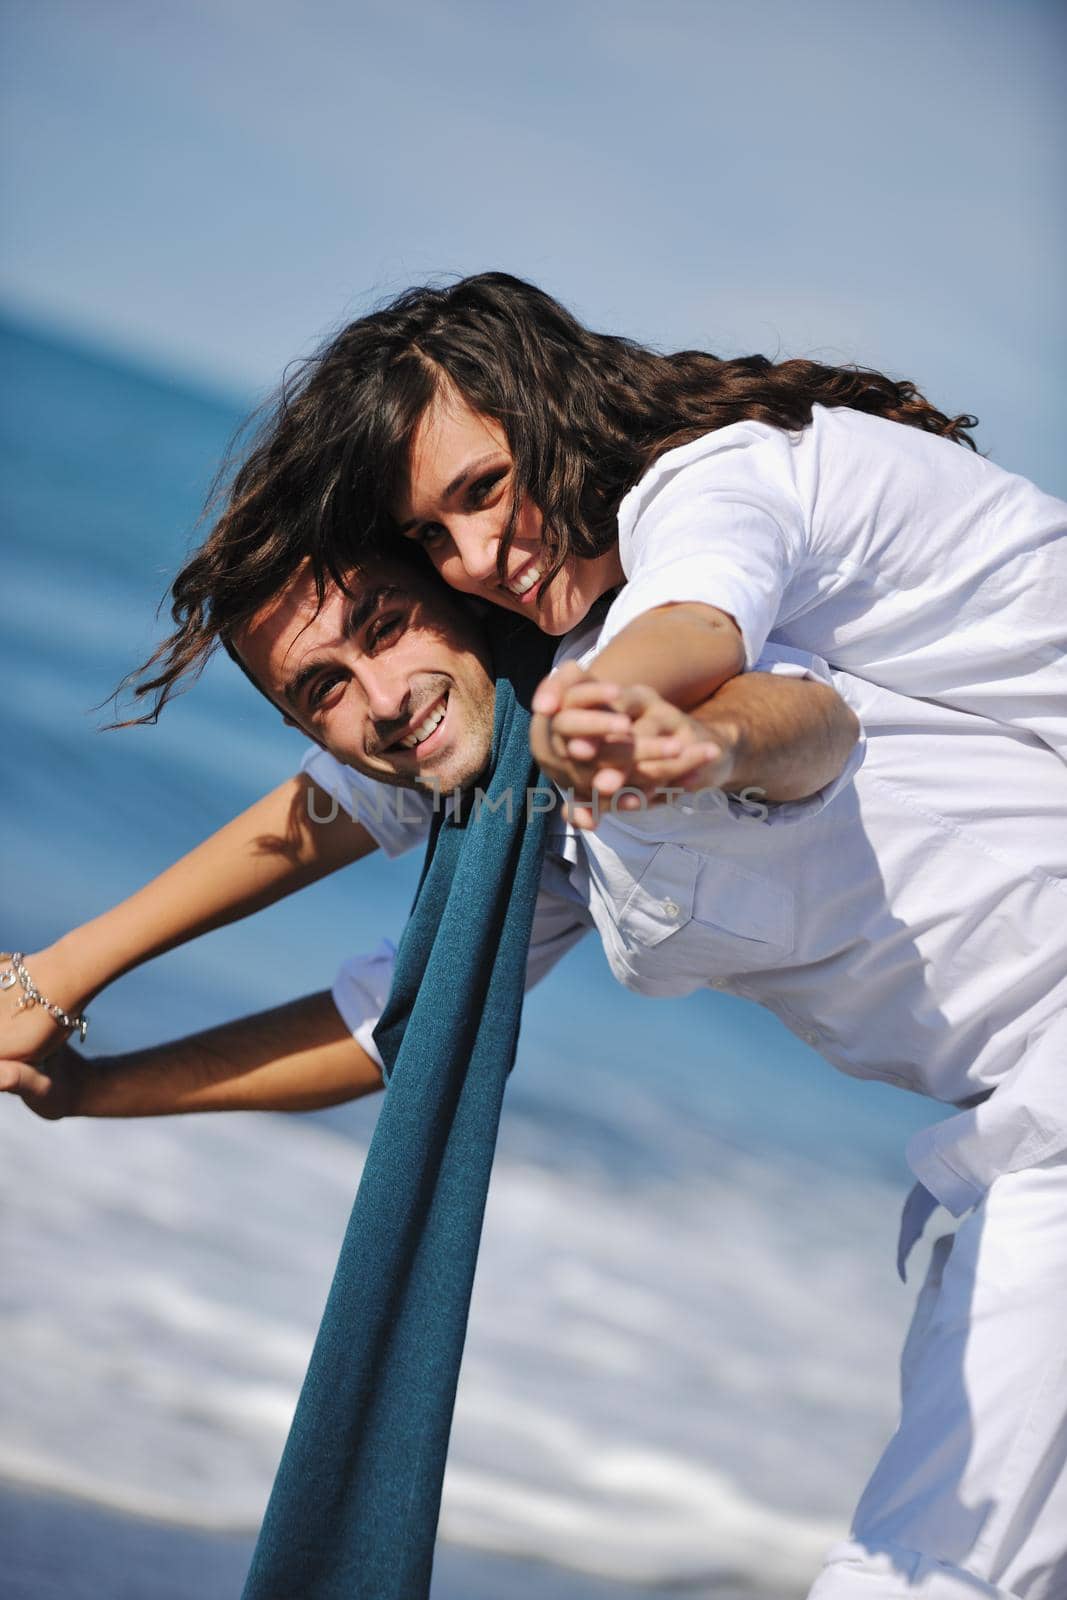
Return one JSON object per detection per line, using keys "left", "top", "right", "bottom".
{"left": 122, "top": 274, "right": 1065, "bottom": 795}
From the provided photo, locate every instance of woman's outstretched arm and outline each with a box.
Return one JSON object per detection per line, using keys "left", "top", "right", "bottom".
{"left": 534, "top": 603, "right": 746, "bottom": 719}
{"left": 0, "top": 989, "right": 383, "bottom": 1121}
{"left": 1, "top": 774, "right": 375, "bottom": 1064}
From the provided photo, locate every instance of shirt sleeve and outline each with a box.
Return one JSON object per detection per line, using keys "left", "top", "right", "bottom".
{"left": 331, "top": 891, "right": 592, "bottom": 1066}
{"left": 331, "top": 940, "right": 398, "bottom": 1070}
{"left": 721, "top": 644, "right": 866, "bottom": 825}
{"left": 608, "top": 428, "right": 808, "bottom": 669}
{"left": 299, "top": 746, "right": 435, "bottom": 858}
{"left": 524, "top": 875, "right": 594, "bottom": 986}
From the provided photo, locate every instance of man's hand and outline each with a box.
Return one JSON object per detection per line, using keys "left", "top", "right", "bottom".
{"left": 0, "top": 1043, "right": 86, "bottom": 1121}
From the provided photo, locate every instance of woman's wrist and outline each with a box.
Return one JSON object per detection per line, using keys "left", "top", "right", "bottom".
{"left": 48, "top": 917, "right": 136, "bottom": 1008}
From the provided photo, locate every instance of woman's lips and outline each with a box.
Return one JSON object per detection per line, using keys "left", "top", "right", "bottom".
{"left": 502, "top": 555, "right": 545, "bottom": 604}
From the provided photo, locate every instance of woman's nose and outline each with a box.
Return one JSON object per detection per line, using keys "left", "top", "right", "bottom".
{"left": 450, "top": 521, "right": 500, "bottom": 584}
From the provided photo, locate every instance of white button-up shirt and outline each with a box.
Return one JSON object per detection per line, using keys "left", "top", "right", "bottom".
{"left": 306, "top": 618, "right": 1067, "bottom": 1228}
{"left": 607, "top": 405, "right": 1066, "bottom": 762}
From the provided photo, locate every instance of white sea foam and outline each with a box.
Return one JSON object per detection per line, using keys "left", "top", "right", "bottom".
{"left": 0, "top": 1097, "right": 923, "bottom": 1586}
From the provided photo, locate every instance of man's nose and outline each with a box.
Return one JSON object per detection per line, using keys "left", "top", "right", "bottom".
{"left": 357, "top": 660, "right": 409, "bottom": 724}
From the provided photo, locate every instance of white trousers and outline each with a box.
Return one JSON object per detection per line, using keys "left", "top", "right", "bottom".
{"left": 807, "top": 1153, "right": 1067, "bottom": 1599}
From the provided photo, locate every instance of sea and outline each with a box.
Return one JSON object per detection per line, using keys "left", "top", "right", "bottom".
{"left": 0, "top": 317, "right": 950, "bottom": 1598}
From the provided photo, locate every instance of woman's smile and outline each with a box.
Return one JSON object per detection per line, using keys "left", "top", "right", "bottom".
{"left": 396, "top": 387, "right": 622, "bottom": 636}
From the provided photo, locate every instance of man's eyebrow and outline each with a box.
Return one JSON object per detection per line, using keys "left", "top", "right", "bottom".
{"left": 395, "top": 452, "right": 502, "bottom": 535}
{"left": 282, "top": 584, "right": 401, "bottom": 707}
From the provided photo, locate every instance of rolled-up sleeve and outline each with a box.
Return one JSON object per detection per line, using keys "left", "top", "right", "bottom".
{"left": 524, "top": 876, "right": 594, "bottom": 986}
{"left": 721, "top": 645, "right": 866, "bottom": 825}
{"left": 332, "top": 941, "right": 398, "bottom": 1070}
{"left": 608, "top": 429, "right": 807, "bottom": 669}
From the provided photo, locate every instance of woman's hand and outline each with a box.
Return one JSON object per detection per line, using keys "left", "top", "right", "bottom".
{"left": 531, "top": 663, "right": 635, "bottom": 817}
{"left": 622, "top": 685, "right": 738, "bottom": 798}
{"left": 0, "top": 1042, "right": 87, "bottom": 1121}
{"left": 0, "top": 947, "right": 89, "bottom": 1065}
{"left": 530, "top": 667, "right": 732, "bottom": 829}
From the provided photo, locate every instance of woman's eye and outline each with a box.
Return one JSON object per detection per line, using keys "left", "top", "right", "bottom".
{"left": 467, "top": 470, "right": 506, "bottom": 508}
{"left": 414, "top": 523, "right": 446, "bottom": 548}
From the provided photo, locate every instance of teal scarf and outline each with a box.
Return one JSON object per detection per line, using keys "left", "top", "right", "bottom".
{"left": 242, "top": 618, "right": 555, "bottom": 1600}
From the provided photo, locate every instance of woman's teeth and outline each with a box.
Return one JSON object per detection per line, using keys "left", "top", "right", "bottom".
{"left": 506, "top": 563, "right": 544, "bottom": 597}
{"left": 399, "top": 700, "right": 447, "bottom": 750}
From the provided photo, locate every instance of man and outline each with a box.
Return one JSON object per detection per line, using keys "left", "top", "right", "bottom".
{"left": 5, "top": 550, "right": 1066, "bottom": 1598}
{"left": 1, "top": 553, "right": 856, "bottom": 1112}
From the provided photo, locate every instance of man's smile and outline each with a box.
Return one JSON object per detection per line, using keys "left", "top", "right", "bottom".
{"left": 384, "top": 690, "right": 450, "bottom": 758}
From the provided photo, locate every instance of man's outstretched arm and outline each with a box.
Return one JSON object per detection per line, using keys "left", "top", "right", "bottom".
{"left": 531, "top": 661, "right": 860, "bottom": 826}
{"left": 0, "top": 989, "right": 383, "bottom": 1121}
{"left": 688, "top": 666, "right": 860, "bottom": 802}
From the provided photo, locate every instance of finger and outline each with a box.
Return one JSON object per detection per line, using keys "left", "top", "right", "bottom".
{"left": 0, "top": 1059, "right": 44, "bottom": 1096}
{"left": 614, "top": 685, "right": 660, "bottom": 719}
{"left": 591, "top": 765, "right": 632, "bottom": 797}
{"left": 565, "top": 737, "right": 598, "bottom": 762}
{"left": 552, "top": 708, "right": 633, "bottom": 741}
{"left": 564, "top": 801, "right": 601, "bottom": 831}
{"left": 631, "top": 733, "right": 685, "bottom": 763}
{"left": 532, "top": 660, "right": 590, "bottom": 715}
{"left": 552, "top": 679, "right": 622, "bottom": 711}
{"left": 529, "top": 711, "right": 558, "bottom": 771}
{"left": 631, "top": 743, "right": 725, "bottom": 789}
{"left": 678, "top": 744, "right": 731, "bottom": 788}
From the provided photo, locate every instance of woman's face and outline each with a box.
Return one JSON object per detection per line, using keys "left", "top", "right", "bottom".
{"left": 393, "top": 387, "right": 623, "bottom": 636}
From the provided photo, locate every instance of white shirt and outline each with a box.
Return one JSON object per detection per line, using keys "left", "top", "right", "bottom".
{"left": 305, "top": 624, "right": 1067, "bottom": 1223}
{"left": 607, "top": 406, "right": 1066, "bottom": 761}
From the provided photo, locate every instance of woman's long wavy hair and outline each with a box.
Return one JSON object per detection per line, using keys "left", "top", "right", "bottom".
{"left": 117, "top": 270, "right": 977, "bottom": 723}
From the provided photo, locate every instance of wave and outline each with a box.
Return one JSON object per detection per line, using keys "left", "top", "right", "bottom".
{"left": 0, "top": 1096, "right": 918, "bottom": 1586}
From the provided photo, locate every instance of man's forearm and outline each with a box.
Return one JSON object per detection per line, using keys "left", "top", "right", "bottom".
{"left": 47, "top": 775, "right": 374, "bottom": 1010}
{"left": 75, "top": 990, "right": 383, "bottom": 1117}
{"left": 694, "top": 671, "right": 860, "bottom": 802}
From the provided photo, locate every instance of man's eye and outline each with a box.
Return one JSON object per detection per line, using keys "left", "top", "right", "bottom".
{"left": 309, "top": 673, "right": 343, "bottom": 709}
{"left": 370, "top": 614, "right": 402, "bottom": 650}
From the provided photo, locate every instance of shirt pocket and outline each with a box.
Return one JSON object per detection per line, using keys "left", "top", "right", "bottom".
{"left": 616, "top": 842, "right": 795, "bottom": 963}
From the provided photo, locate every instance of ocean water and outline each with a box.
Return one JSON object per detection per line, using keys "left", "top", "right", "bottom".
{"left": 0, "top": 318, "right": 947, "bottom": 1595}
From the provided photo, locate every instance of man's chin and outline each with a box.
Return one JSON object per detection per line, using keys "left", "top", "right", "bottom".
{"left": 412, "top": 758, "right": 486, "bottom": 797}
{"left": 352, "top": 750, "right": 485, "bottom": 797}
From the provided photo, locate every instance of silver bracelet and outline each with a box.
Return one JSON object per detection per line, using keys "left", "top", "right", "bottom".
{"left": 0, "top": 952, "right": 89, "bottom": 1042}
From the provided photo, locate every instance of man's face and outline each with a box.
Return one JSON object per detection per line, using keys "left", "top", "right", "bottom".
{"left": 235, "top": 558, "right": 496, "bottom": 792}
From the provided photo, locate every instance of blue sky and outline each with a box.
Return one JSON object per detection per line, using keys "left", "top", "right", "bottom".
{"left": 2, "top": 0, "right": 1065, "bottom": 490}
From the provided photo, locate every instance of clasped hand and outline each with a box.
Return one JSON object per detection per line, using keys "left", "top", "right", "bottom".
{"left": 530, "top": 661, "right": 736, "bottom": 830}
{"left": 0, "top": 946, "right": 85, "bottom": 1118}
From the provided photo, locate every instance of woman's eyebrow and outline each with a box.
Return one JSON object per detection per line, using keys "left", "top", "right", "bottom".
{"left": 395, "top": 452, "right": 501, "bottom": 533}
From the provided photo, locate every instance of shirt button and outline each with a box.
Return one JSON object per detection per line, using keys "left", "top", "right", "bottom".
{"left": 662, "top": 898, "right": 681, "bottom": 919}
{"left": 804, "top": 1029, "right": 821, "bottom": 1046}
{"left": 710, "top": 978, "right": 728, "bottom": 990}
